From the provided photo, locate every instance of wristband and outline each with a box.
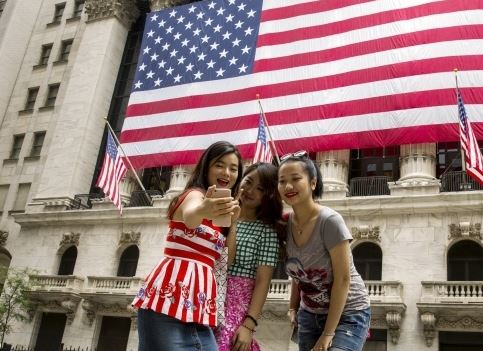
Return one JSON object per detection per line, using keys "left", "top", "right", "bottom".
{"left": 241, "top": 324, "right": 255, "bottom": 333}
{"left": 245, "top": 314, "right": 258, "bottom": 327}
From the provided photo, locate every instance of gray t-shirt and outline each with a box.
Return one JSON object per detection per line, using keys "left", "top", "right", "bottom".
{"left": 285, "top": 207, "right": 370, "bottom": 314}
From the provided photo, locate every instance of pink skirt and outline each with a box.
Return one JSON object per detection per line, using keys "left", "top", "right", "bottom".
{"left": 215, "top": 276, "right": 261, "bottom": 351}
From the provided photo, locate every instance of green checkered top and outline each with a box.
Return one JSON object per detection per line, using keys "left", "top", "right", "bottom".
{"left": 228, "top": 220, "right": 280, "bottom": 279}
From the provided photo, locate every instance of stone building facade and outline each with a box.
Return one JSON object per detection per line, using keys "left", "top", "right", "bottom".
{"left": 0, "top": 1, "right": 482, "bottom": 350}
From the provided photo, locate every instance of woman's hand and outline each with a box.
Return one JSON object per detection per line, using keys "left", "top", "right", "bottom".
{"left": 200, "top": 185, "right": 239, "bottom": 220}
{"left": 288, "top": 309, "right": 298, "bottom": 327}
{"left": 311, "top": 334, "right": 334, "bottom": 351}
{"left": 231, "top": 325, "right": 253, "bottom": 351}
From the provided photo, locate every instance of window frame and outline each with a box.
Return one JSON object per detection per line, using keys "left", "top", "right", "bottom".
{"left": 0, "top": 0, "right": 6, "bottom": 17}
{"left": 10, "top": 134, "right": 25, "bottom": 160}
{"left": 59, "top": 39, "right": 73, "bottom": 62}
{"left": 30, "top": 132, "right": 46, "bottom": 158}
{"left": 11, "top": 183, "right": 31, "bottom": 213}
{"left": 53, "top": 2, "right": 65, "bottom": 23}
{"left": 45, "top": 84, "right": 60, "bottom": 107}
{"left": 73, "top": 0, "right": 84, "bottom": 18}
{"left": 39, "top": 44, "right": 53, "bottom": 66}
{"left": 25, "top": 87, "right": 39, "bottom": 111}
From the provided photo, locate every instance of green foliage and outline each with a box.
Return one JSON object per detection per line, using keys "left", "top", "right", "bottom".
{"left": 0, "top": 268, "right": 35, "bottom": 345}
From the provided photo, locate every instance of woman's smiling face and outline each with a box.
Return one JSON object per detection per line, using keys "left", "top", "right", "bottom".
{"left": 278, "top": 161, "right": 316, "bottom": 205}
{"left": 207, "top": 152, "right": 240, "bottom": 189}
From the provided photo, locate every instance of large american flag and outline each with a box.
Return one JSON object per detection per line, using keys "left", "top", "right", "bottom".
{"left": 120, "top": 0, "right": 483, "bottom": 168}
{"left": 97, "top": 130, "right": 128, "bottom": 212}
{"left": 253, "top": 111, "right": 273, "bottom": 163}
{"left": 457, "top": 89, "right": 483, "bottom": 185}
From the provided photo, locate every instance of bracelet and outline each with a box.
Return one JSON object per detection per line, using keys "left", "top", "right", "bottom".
{"left": 288, "top": 308, "right": 298, "bottom": 313}
{"left": 322, "top": 331, "right": 336, "bottom": 337}
{"left": 245, "top": 314, "right": 258, "bottom": 327}
{"left": 241, "top": 324, "right": 255, "bottom": 333}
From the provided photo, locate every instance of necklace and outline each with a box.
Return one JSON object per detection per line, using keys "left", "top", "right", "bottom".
{"left": 292, "top": 208, "right": 319, "bottom": 235}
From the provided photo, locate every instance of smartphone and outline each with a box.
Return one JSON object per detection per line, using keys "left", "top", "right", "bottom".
{"left": 212, "top": 188, "right": 232, "bottom": 227}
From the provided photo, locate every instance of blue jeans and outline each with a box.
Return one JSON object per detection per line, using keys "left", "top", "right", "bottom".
{"left": 137, "top": 308, "right": 217, "bottom": 351}
{"left": 297, "top": 308, "right": 371, "bottom": 351}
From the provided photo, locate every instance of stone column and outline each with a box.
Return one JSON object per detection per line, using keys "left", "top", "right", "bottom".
{"left": 390, "top": 143, "right": 440, "bottom": 195}
{"left": 166, "top": 165, "right": 194, "bottom": 195}
{"left": 31, "top": 0, "right": 140, "bottom": 209}
{"left": 316, "top": 150, "right": 350, "bottom": 200}
{"left": 119, "top": 171, "right": 139, "bottom": 205}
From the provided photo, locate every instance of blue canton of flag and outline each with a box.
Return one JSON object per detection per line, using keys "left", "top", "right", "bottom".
{"left": 132, "top": 0, "right": 263, "bottom": 91}
{"left": 253, "top": 112, "right": 273, "bottom": 163}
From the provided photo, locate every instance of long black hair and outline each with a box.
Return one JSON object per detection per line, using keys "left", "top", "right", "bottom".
{"left": 279, "top": 155, "right": 323, "bottom": 199}
{"left": 168, "top": 141, "right": 243, "bottom": 217}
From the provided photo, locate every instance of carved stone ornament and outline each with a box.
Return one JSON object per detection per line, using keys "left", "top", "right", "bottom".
{"left": 437, "top": 316, "right": 483, "bottom": 330}
{"left": 120, "top": 230, "right": 141, "bottom": 246}
{"left": 351, "top": 225, "right": 381, "bottom": 242}
{"left": 420, "top": 312, "right": 436, "bottom": 347}
{"left": 85, "top": 0, "right": 140, "bottom": 28}
{"left": 149, "top": 0, "right": 192, "bottom": 11}
{"left": 60, "top": 232, "right": 80, "bottom": 247}
{"left": 448, "top": 222, "right": 482, "bottom": 241}
{"left": 32, "top": 299, "right": 80, "bottom": 325}
{"left": 82, "top": 300, "right": 99, "bottom": 326}
{"left": 386, "top": 311, "right": 402, "bottom": 345}
{"left": 0, "top": 230, "right": 8, "bottom": 246}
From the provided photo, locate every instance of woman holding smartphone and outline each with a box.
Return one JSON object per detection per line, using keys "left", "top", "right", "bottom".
{"left": 133, "top": 141, "right": 243, "bottom": 351}
{"left": 216, "top": 162, "right": 284, "bottom": 351}
{"left": 278, "top": 151, "right": 370, "bottom": 351}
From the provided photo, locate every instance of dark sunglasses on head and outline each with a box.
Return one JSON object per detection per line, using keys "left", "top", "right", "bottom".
{"left": 280, "top": 150, "right": 308, "bottom": 162}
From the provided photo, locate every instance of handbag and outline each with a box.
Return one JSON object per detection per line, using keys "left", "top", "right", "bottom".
{"left": 214, "top": 246, "right": 228, "bottom": 327}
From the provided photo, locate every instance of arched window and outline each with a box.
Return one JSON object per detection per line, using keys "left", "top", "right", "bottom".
{"left": 353, "top": 243, "right": 382, "bottom": 280}
{"left": 57, "top": 246, "right": 77, "bottom": 275}
{"left": 117, "top": 245, "right": 139, "bottom": 277}
{"left": 447, "top": 240, "right": 483, "bottom": 281}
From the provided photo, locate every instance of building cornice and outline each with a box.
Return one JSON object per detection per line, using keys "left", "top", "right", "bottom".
{"left": 13, "top": 192, "right": 483, "bottom": 227}
{"left": 85, "top": 0, "right": 140, "bottom": 28}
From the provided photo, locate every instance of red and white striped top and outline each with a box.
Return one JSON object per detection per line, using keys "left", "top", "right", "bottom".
{"left": 132, "top": 192, "right": 225, "bottom": 327}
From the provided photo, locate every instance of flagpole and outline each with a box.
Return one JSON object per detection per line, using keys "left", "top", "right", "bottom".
{"left": 104, "top": 118, "right": 148, "bottom": 192}
{"left": 256, "top": 94, "right": 281, "bottom": 165}
{"left": 454, "top": 69, "right": 466, "bottom": 172}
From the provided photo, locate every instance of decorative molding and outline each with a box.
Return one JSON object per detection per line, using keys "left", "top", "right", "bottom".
{"left": 82, "top": 300, "right": 99, "bottom": 326}
{"left": 437, "top": 316, "right": 483, "bottom": 330}
{"left": 351, "top": 225, "right": 381, "bottom": 242}
{"left": 60, "top": 232, "right": 80, "bottom": 247}
{"left": 85, "top": 0, "right": 140, "bottom": 28}
{"left": 448, "top": 222, "right": 482, "bottom": 241}
{"left": 119, "top": 230, "right": 141, "bottom": 246}
{"left": 149, "top": 0, "right": 191, "bottom": 11}
{"left": 31, "top": 298, "right": 80, "bottom": 324}
{"left": 0, "top": 230, "right": 8, "bottom": 246}
{"left": 82, "top": 300, "right": 136, "bottom": 326}
{"left": 386, "top": 311, "right": 402, "bottom": 345}
{"left": 420, "top": 312, "right": 436, "bottom": 347}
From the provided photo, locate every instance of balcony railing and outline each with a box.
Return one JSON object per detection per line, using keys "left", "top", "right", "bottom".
{"left": 126, "top": 189, "right": 163, "bottom": 207}
{"left": 267, "top": 279, "right": 291, "bottom": 300}
{"left": 420, "top": 281, "right": 483, "bottom": 304}
{"left": 29, "top": 275, "right": 85, "bottom": 292}
{"left": 365, "top": 280, "right": 404, "bottom": 303}
{"left": 84, "top": 276, "right": 143, "bottom": 294}
{"left": 440, "top": 171, "right": 483, "bottom": 192}
{"left": 72, "top": 193, "right": 104, "bottom": 209}
{"left": 349, "top": 176, "right": 391, "bottom": 197}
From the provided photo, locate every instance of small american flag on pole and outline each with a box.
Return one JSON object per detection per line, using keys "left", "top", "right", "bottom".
{"left": 253, "top": 112, "right": 273, "bottom": 163}
{"left": 97, "top": 130, "right": 128, "bottom": 212}
{"left": 457, "top": 89, "right": 483, "bottom": 185}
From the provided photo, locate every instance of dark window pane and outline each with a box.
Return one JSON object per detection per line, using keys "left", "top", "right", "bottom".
{"left": 31, "top": 132, "right": 46, "bottom": 157}
{"left": 54, "top": 3, "right": 65, "bottom": 22}
{"left": 58, "top": 246, "right": 77, "bottom": 275}
{"left": 10, "top": 135, "right": 25, "bottom": 159}
{"left": 117, "top": 245, "right": 139, "bottom": 277}
{"left": 25, "top": 87, "right": 39, "bottom": 110}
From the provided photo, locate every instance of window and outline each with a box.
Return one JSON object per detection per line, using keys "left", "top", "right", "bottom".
{"left": 58, "top": 246, "right": 77, "bottom": 275}
{"left": 437, "top": 142, "right": 462, "bottom": 178}
{"left": 440, "top": 331, "right": 483, "bottom": 351}
{"left": 0, "top": 185, "right": 9, "bottom": 213}
{"left": 39, "top": 44, "right": 53, "bottom": 65}
{"left": 447, "top": 240, "right": 483, "bottom": 281}
{"left": 10, "top": 134, "right": 25, "bottom": 159}
{"left": 117, "top": 245, "right": 139, "bottom": 277}
{"left": 73, "top": 1, "right": 84, "bottom": 17}
{"left": 363, "top": 329, "right": 387, "bottom": 351}
{"left": 12, "top": 183, "right": 30, "bottom": 212}
{"left": 353, "top": 243, "right": 382, "bottom": 280}
{"left": 350, "top": 147, "right": 400, "bottom": 180}
{"left": 25, "top": 87, "right": 39, "bottom": 110}
{"left": 30, "top": 132, "right": 46, "bottom": 157}
{"left": 45, "top": 84, "right": 60, "bottom": 107}
{"left": 59, "top": 40, "right": 73, "bottom": 61}
{"left": 53, "top": 3, "right": 65, "bottom": 23}
{"left": 0, "top": 1, "right": 6, "bottom": 17}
